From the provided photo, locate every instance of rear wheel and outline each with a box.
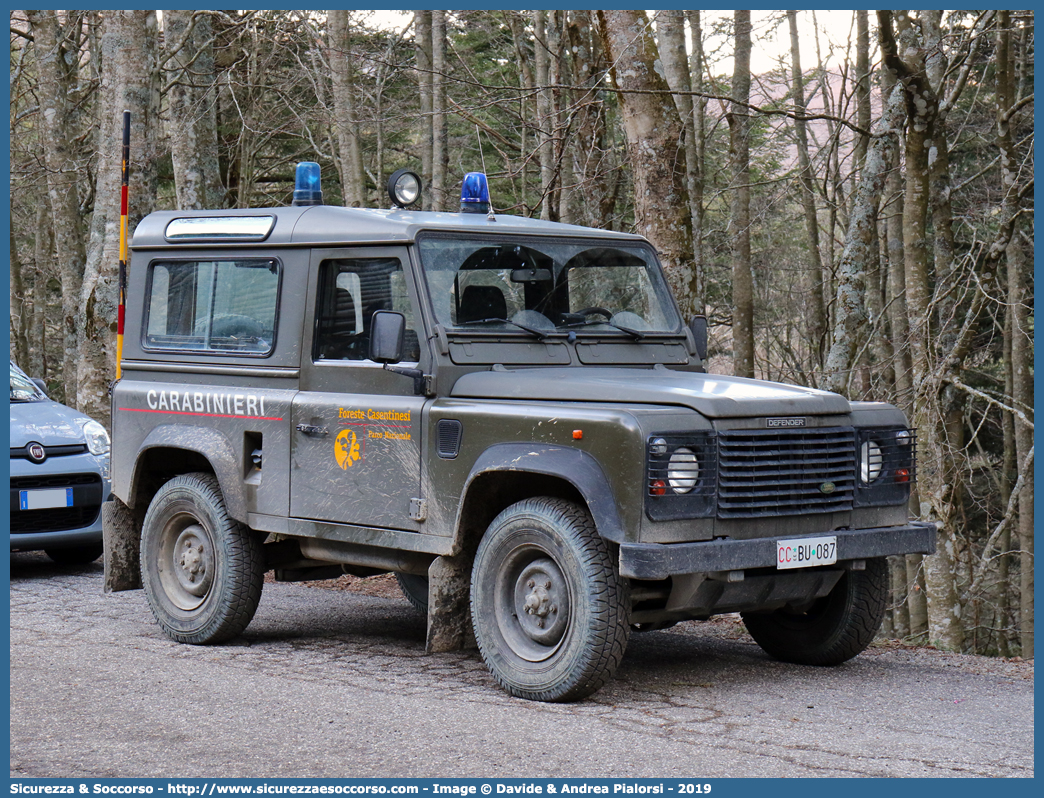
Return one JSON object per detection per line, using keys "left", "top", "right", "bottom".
{"left": 395, "top": 572, "right": 429, "bottom": 614}
{"left": 741, "top": 558, "right": 888, "bottom": 665}
{"left": 471, "top": 498, "right": 630, "bottom": 702}
{"left": 45, "top": 543, "right": 103, "bottom": 565}
{"left": 140, "top": 473, "right": 264, "bottom": 644}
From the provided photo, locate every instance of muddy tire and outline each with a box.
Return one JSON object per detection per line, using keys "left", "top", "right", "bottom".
{"left": 741, "top": 558, "right": 888, "bottom": 666}
{"left": 471, "top": 498, "right": 630, "bottom": 702}
{"left": 395, "top": 572, "right": 429, "bottom": 614}
{"left": 140, "top": 473, "right": 264, "bottom": 644}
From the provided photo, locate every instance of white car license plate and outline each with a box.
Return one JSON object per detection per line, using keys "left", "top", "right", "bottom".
{"left": 19, "top": 488, "right": 74, "bottom": 511}
{"left": 777, "top": 536, "right": 837, "bottom": 569}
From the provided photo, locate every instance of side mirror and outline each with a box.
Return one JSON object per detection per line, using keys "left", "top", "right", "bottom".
{"left": 31, "top": 378, "right": 48, "bottom": 396}
{"left": 689, "top": 315, "right": 708, "bottom": 362}
{"left": 369, "top": 310, "right": 406, "bottom": 364}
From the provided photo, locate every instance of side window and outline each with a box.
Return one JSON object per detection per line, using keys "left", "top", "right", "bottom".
{"left": 314, "top": 257, "right": 420, "bottom": 362}
{"left": 144, "top": 259, "right": 279, "bottom": 354}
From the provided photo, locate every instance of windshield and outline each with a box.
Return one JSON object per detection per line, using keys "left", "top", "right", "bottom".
{"left": 417, "top": 235, "right": 681, "bottom": 336}
{"left": 10, "top": 363, "right": 46, "bottom": 402}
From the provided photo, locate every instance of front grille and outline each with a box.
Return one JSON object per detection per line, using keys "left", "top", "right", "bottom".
{"left": 10, "top": 473, "right": 104, "bottom": 533}
{"left": 11, "top": 473, "right": 101, "bottom": 490}
{"left": 717, "top": 427, "right": 856, "bottom": 518}
{"left": 10, "top": 444, "right": 88, "bottom": 459}
{"left": 11, "top": 506, "right": 101, "bottom": 533}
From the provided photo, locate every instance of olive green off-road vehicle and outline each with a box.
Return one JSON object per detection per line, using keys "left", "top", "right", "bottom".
{"left": 104, "top": 168, "right": 934, "bottom": 702}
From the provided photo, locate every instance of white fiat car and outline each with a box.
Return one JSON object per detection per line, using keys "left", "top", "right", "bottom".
{"left": 9, "top": 361, "right": 111, "bottom": 563}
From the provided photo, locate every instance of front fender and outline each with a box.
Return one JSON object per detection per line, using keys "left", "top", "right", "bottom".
{"left": 460, "top": 443, "right": 625, "bottom": 542}
{"left": 130, "top": 424, "right": 247, "bottom": 522}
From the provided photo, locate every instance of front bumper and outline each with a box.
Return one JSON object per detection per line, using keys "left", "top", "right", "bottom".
{"left": 620, "top": 522, "right": 937, "bottom": 580}
{"left": 9, "top": 451, "right": 110, "bottom": 551}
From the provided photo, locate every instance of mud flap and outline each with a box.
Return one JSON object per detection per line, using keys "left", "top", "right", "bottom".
{"left": 102, "top": 498, "right": 144, "bottom": 592}
{"left": 425, "top": 554, "right": 476, "bottom": 653}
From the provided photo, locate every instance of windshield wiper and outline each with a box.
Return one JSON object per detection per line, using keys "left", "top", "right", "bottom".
{"left": 458, "top": 317, "right": 553, "bottom": 340}
{"left": 561, "top": 319, "right": 647, "bottom": 340}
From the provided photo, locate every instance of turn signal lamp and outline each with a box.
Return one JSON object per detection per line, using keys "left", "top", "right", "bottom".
{"left": 460, "top": 172, "right": 490, "bottom": 213}
{"left": 292, "top": 162, "right": 323, "bottom": 206}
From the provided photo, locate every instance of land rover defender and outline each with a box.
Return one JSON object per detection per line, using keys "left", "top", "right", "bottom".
{"left": 103, "top": 166, "right": 935, "bottom": 702}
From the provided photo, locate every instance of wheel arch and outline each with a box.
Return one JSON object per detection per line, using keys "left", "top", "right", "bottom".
{"left": 126, "top": 425, "right": 247, "bottom": 522}
{"left": 453, "top": 443, "right": 625, "bottom": 558}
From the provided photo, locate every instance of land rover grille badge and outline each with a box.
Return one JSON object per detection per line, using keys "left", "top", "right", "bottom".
{"left": 766, "top": 417, "right": 806, "bottom": 428}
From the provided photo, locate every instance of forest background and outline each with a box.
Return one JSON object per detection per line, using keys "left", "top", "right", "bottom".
{"left": 7, "top": 10, "right": 1034, "bottom": 658}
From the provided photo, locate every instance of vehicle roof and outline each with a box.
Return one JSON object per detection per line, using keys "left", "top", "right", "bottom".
{"left": 130, "top": 205, "right": 647, "bottom": 250}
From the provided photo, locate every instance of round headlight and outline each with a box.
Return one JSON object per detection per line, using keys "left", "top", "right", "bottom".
{"left": 860, "top": 440, "right": 882, "bottom": 483}
{"left": 82, "top": 420, "right": 111, "bottom": 456}
{"left": 667, "top": 447, "right": 699, "bottom": 494}
{"left": 388, "top": 169, "right": 421, "bottom": 208}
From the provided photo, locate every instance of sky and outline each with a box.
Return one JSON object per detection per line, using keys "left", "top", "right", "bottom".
{"left": 368, "top": 9, "right": 865, "bottom": 76}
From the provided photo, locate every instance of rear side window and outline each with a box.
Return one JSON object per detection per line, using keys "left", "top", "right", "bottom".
{"left": 144, "top": 259, "right": 280, "bottom": 355}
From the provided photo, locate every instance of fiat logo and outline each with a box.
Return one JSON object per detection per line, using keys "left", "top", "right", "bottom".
{"left": 26, "top": 443, "right": 46, "bottom": 463}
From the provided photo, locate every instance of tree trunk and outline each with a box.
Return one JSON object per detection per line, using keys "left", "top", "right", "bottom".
{"left": 78, "top": 10, "right": 159, "bottom": 427}
{"left": 533, "top": 11, "right": 555, "bottom": 221}
{"left": 996, "top": 10, "right": 1033, "bottom": 658}
{"left": 729, "top": 10, "right": 754, "bottom": 377}
{"left": 686, "top": 11, "right": 706, "bottom": 317}
{"left": 657, "top": 10, "right": 700, "bottom": 311}
{"left": 597, "top": 11, "right": 694, "bottom": 314}
{"left": 29, "top": 193, "right": 54, "bottom": 380}
{"left": 25, "top": 10, "right": 87, "bottom": 406}
{"left": 431, "top": 11, "right": 448, "bottom": 212}
{"left": 415, "top": 11, "right": 433, "bottom": 211}
{"left": 507, "top": 11, "right": 534, "bottom": 215}
{"left": 328, "top": 10, "right": 365, "bottom": 207}
{"left": 821, "top": 85, "right": 905, "bottom": 395}
{"left": 10, "top": 228, "right": 30, "bottom": 368}
{"left": 166, "top": 10, "right": 223, "bottom": 210}
{"left": 787, "top": 10, "right": 828, "bottom": 374}
{"left": 879, "top": 10, "right": 964, "bottom": 652}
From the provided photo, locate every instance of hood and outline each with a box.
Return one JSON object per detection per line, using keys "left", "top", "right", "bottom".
{"left": 450, "top": 367, "right": 850, "bottom": 419}
{"left": 9, "top": 399, "right": 92, "bottom": 447}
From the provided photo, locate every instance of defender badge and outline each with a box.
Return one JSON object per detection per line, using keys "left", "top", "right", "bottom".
{"left": 335, "top": 429, "right": 361, "bottom": 469}
{"left": 767, "top": 417, "right": 806, "bottom": 428}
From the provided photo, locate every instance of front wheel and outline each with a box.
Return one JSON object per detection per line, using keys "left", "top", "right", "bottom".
{"left": 45, "top": 543, "right": 103, "bottom": 565}
{"left": 741, "top": 558, "right": 888, "bottom": 666}
{"left": 471, "top": 498, "right": 630, "bottom": 702}
{"left": 140, "top": 473, "right": 264, "bottom": 644}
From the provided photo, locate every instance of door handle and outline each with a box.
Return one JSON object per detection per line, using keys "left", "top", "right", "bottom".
{"left": 296, "top": 424, "right": 329, "bottom": 437}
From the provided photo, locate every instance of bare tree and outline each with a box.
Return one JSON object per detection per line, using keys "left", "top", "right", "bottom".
{"left": 79, "top": 10, "right": 159, "bottom": 426}
{"left": 729, "top": 10, "right": 754, "bottom": 377}
{"left": 597, "top": 10, "right": 695, "bottom": 316}
{"left": 25, "top": 10, "right": 88, "bottom": 405}
{"left": 166, "top": 10, "right": 224, "bottom": 210}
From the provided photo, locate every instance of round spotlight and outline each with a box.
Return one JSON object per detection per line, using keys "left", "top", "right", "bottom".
{"left": 388, "top": 169, "right": 421, "bottom": 208}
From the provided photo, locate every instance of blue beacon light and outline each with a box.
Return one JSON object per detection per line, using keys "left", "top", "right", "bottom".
{"left": 460, "top": 172, "right": 490, "bottom": 214}
{"left": 292, "top": 162, "right": 323, "bottom": 206}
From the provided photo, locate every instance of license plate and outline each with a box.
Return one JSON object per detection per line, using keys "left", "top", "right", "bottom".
{"left": 19, "top": 488, "right": 74, "bottom": 511}
{"left": 777, "top": 536, "right": 837, "bottom": 569}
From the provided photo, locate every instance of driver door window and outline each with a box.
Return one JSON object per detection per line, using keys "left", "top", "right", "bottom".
{"left": 313, "top": 257, "right": 420, "bottom": 363}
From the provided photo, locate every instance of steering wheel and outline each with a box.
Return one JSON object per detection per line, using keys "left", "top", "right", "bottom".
{"left": 573, "top": 307, "right": 612, "bottom": 320}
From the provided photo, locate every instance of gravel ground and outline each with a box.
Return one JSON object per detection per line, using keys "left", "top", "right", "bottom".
{"left": 10, "top": 554, "right": 1035, "bottom": 779}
